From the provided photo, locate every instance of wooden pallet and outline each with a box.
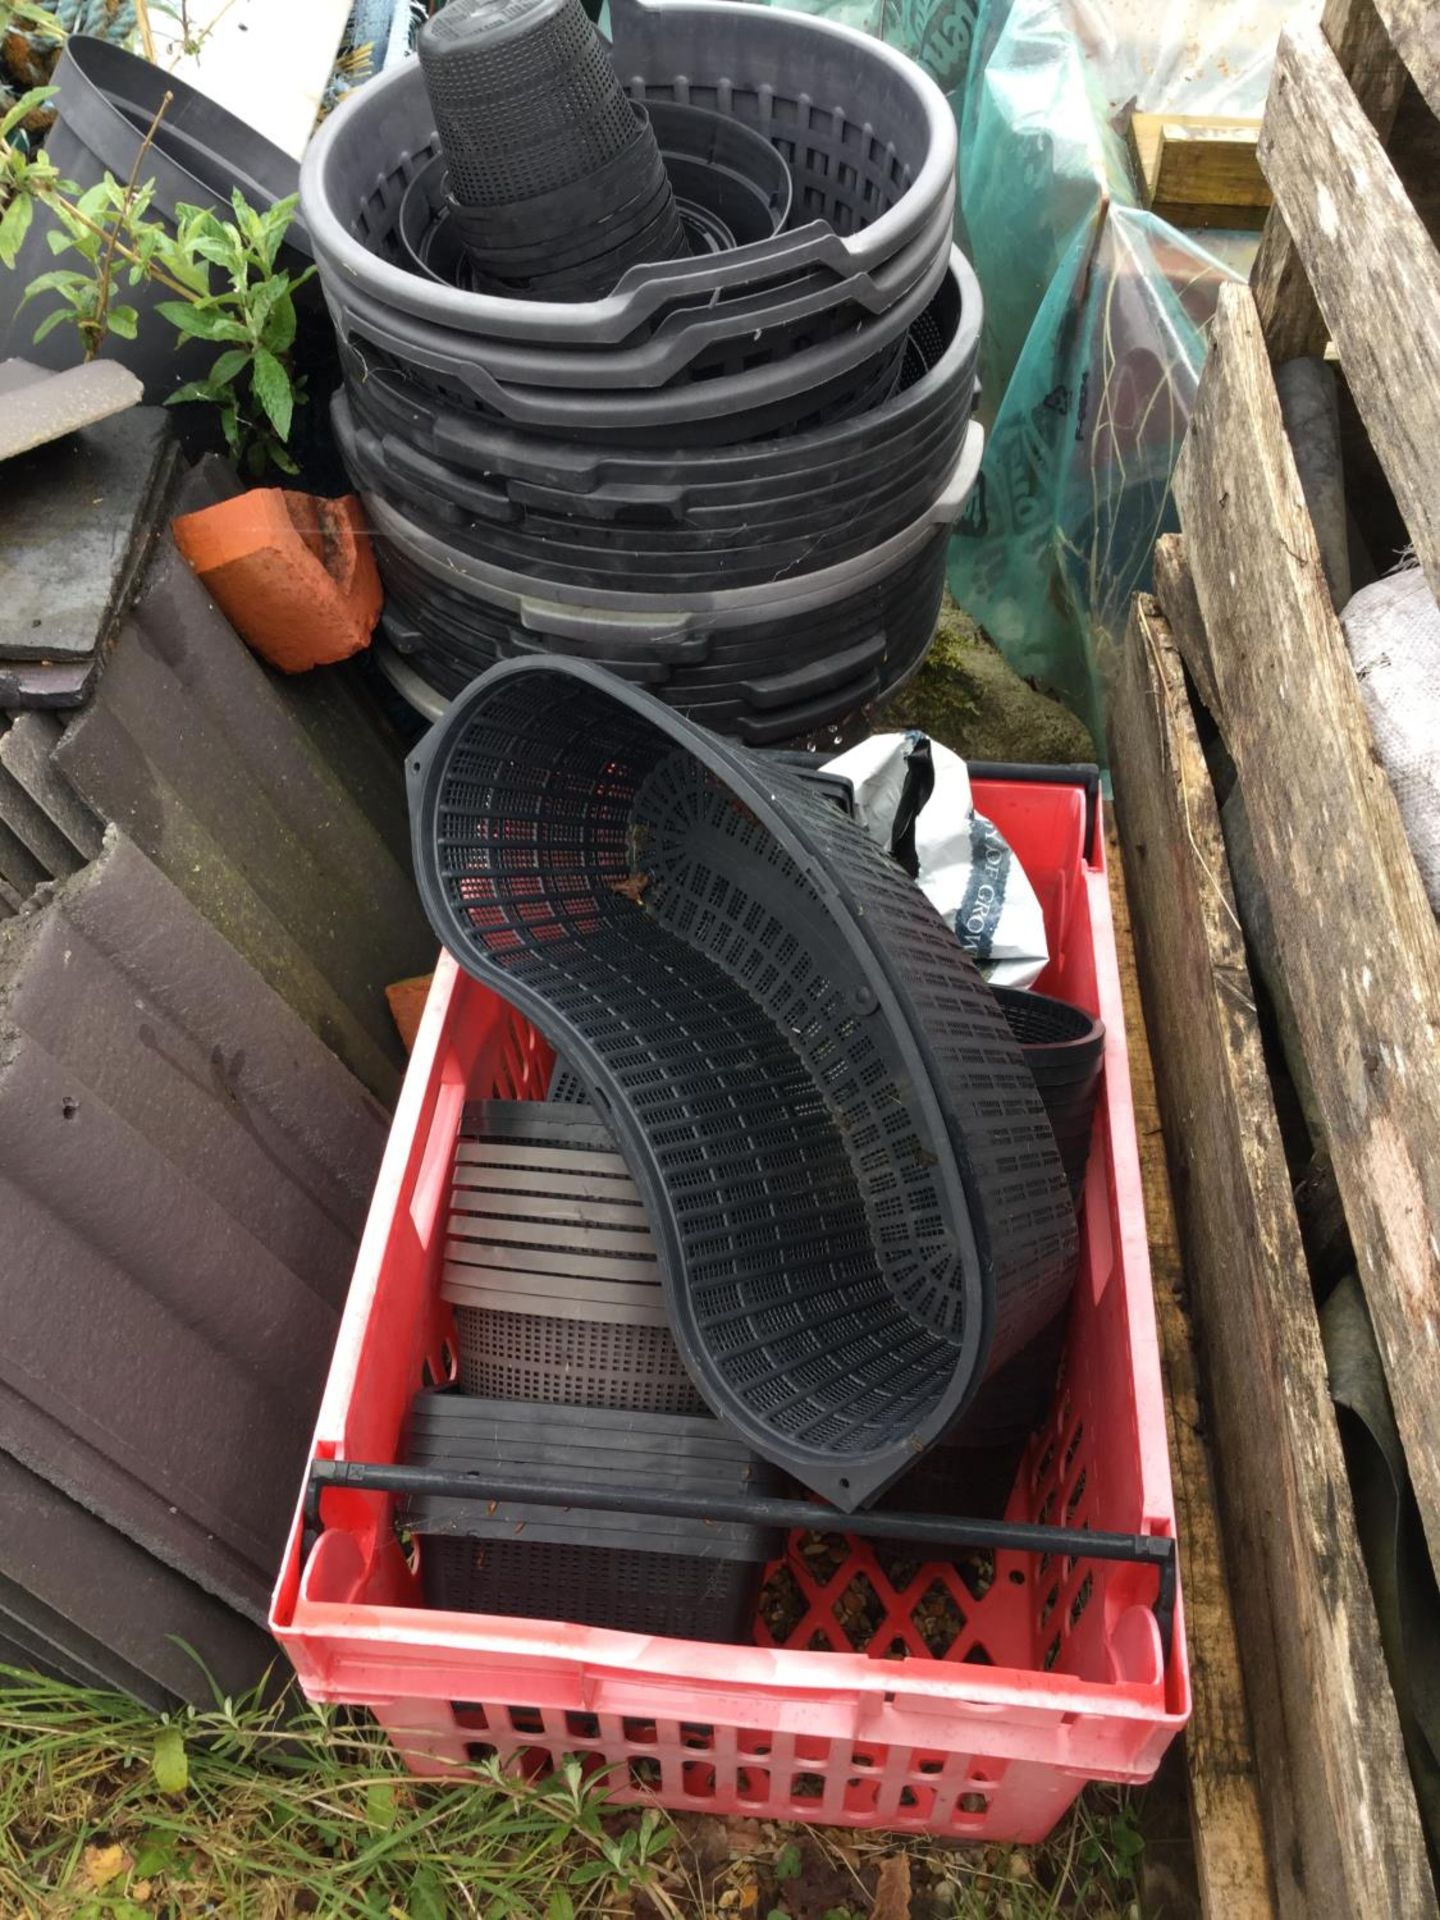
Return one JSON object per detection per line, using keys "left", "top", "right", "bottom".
{"left": 1111, "top": 3, "right": 1440, "bottom": 1913}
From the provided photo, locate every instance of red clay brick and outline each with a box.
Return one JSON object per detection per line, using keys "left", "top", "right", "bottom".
{"left": 386, "top": 973, "right": 434, "bottom": 1054}
{"left": 171, "top": 489, "right": 382, "bottom": 673}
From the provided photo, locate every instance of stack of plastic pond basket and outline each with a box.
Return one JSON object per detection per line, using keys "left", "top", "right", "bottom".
{"left": 300, "top": 0, "right": 980, "bottom": 740}
{"left": 273, "top": 661, "right": 1189, "bottom": 1843}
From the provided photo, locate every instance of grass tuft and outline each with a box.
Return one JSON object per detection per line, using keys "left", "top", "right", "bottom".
{"left": 0, "top": 1667, "right": 1146, "bottom": 1918}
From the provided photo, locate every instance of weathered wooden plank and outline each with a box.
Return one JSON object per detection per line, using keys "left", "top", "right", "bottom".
{"left": 1174, "top": 283, "right": 1440, "bottom": 1594}
{"left": 1107, "top": 817, "right": 1276, "bottom": 1920}
{"left": 1111, "top": 593, "right": 1433, "bottom": 1919}
{"left": 1152, "top": 534, "right": 1218, "bottom": 716}
{"left": 1260, "top": 17, "right": 1440, "bottom": 605}
{"left": 1374, "top": 0, "right": 1440, "bottom": 120}
{"left": 1251, "top": 0, "right": 1408, "bottom": 357}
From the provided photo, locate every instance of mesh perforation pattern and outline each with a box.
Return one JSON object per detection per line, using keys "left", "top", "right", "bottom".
{"left": 418, "top": 0, "right": 644, "bottom": 208}
{"left": 409, "top": 662, "right": 1076, "bottom": 1507}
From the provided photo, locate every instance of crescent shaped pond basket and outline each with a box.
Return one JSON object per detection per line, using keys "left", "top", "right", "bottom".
{"left": 407, "top": 659, "right": 1077, "bottom": 1508}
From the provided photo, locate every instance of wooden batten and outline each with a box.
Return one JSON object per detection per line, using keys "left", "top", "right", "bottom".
{"left": 1172, "top": 283, "right": 1440, "bottom": 1600}
{"left": 1126, "top": 113, "right": 1269, "bottom": 229}
{"left": 1259, "top": 16, "right": 1440, "bottom": 604}
{"left": 1251, "top": 0, "right": 1409, "bottom": 358}
{"left": 1111, "top": 597, "right": 1434, "bottom": 1919}
{"left": 1108, "top": 826, "right": 1276, "bottom": 1920}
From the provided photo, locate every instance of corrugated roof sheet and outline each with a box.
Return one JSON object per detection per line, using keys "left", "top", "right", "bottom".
{"left": 51, "top": 531, "right": 432, "bottom": 1101}
{"left": 0, "top": 830, "right": 387, "bottom": 1668}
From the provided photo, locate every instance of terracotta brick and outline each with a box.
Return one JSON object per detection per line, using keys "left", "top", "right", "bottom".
{"left": 386, "top": 973, "right": 435, "bottom": 1054}
{"left": 171, "top": 489, "right": 382, "bottom": 673}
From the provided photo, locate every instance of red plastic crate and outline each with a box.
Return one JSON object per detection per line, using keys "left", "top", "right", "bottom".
{"left": 270, "top": 774, "right": 1189, "bottom": 1842}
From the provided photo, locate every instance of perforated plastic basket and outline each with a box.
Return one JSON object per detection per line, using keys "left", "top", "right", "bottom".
{"left": 337, "top": 248, "right": 974, "bottom": 528}
{"left": 408, "top": 660, "right": 1075, "bottom": 1508}
{"left": 300, "top": 0, "right": 956, "bottom": 348}
{"left": 442, "top": 1099, "right": 706, "bottom": 1412}
{"left": 270, "top": 767, "right": 1188, "bottom": 1841}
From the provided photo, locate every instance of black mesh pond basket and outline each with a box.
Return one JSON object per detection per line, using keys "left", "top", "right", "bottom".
{"left": 408, "top": 660, "right": 1076, "bottom": 1508}
{"left": 417, "top": 0, "right": 687, "bottom": 300}
{"left": 401, "top": 1393, "right": 781, "bottom": 1638}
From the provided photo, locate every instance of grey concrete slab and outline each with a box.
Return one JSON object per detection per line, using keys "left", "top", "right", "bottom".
{"left": 0, "top": 761, "right": 85, "bottom": 880}
{"left": 0, "top": 407, "right": 176, "bottom": 664}
{"left": 0, "top": 358, "right": 142, "bottom": 462}
{"left": 0, "top": 1451, "right": 275, "bottom": 1706}
{"left": 55, "top": 538, "right": 433, "bottom": 1099}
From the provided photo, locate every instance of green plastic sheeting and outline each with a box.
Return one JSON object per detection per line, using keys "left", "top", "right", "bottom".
{"left": 950, "top": 204, "right": 1232, "bottom": 741}
{"left": 760, "top": 0, "right": 1251, "bottom": 745}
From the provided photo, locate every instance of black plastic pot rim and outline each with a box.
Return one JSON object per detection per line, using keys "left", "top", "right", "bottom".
{"left": 377, "top": 626, "right": 934, "bottom": 742}
{"left": 359, "top": 480, "right": 959, "bottom": 594}
{"left": 376, "top": 554, "right": 944, "bottom": 696}
{"left": 327, "top": 239, "right": 947, "bottom": 433}
{"left": 350, "top": 393, "right": 966, "bottom": 545}
{"left": 343, "top": 245, "right": 977, "bottom": 477}
{"left": 338, "top": 301, "right": 968, "bottom": 521}
{"left": 406, "top": 657, "right": 992, "bottom": 1509}
{"left": 326, "top": 195, "right": 950, "bottom": 399}
{"left": 299, "top": 5, "right": 955, "bottom": 344}
{"left": 357, "top": 418, "right": 979, "bottom": 626}
{"left": 335, "top": 384, "right": 965, "bottom": 564}
{"left": 50, "top": 35, "right": 311, "bottom": 254}
{"left": 374, "top": 522, "right": 946, "bottom": 659}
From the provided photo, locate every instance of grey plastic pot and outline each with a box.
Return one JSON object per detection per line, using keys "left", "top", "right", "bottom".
{"left": 326, "top": 186, "right": 951, "bottom": 410}
{"left": 360, "top": 428, "right": 979, "bottom": 739}
{"left": 336, "top": 249, "right": 979, "bottom": 544}
{"left": 0, "top": 37, "right": 308, "bottom": 398}
{"left": 362, "top": 421, "right": 981, "bottom": 628}
{"left": 299, "top": 0, "right": 956, "bottom": 349}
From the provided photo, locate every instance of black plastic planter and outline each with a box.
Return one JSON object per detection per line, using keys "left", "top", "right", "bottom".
{"left": 419, "top": 0, "right": 643, "bottom": 201}
{"left": 402, "top": 1393, "right": 781, "bottom": 1638}
{"left": 407, "top": 660, "right": 1076, "bottom": 1508}
{"left": 301, "top": 0, "right": 957, "bottom": 348}
{"left": 995, "top": 987, "right": 1106, "bottom": 1203}
{"left": 366, "top": 455, "right": 970, "bottom": 740}
{"left": 0, "top": 37, "right": 308, "bottom": 399}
